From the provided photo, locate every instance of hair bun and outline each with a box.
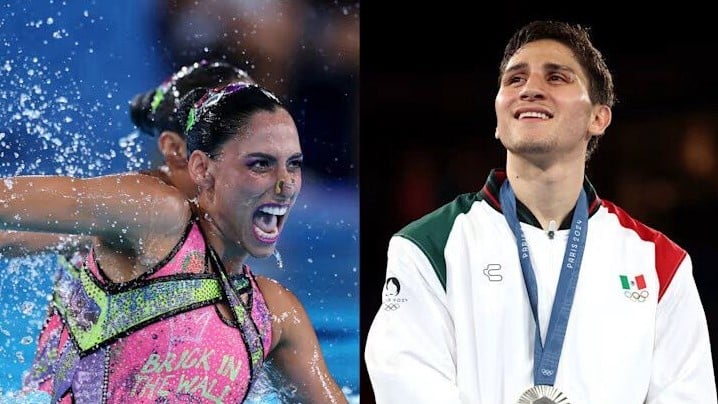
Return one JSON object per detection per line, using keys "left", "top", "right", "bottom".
{"left": 130, "top": 60, "right": 255, "bottom": 137}
{"left": 129, "top": 89, "right": 157, "bottom": 136}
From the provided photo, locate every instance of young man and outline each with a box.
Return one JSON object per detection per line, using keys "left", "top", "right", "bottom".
{"left": 365, "top": 20, "right": 717, "bottom": 403}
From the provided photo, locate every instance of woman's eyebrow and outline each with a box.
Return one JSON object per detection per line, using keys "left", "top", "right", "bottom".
{"left": 245, "top": 152, "right": 275, "bottom": 160}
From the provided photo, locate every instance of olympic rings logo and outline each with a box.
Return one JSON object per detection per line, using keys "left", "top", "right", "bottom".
{"left": 624, "top": 290, "right": 649, "bottom": 302}
{"left": 540, "top": 369, "right": 554, "bottom": 376}
{"left": 383, "top": 303, "right": 400, "bottom": 311}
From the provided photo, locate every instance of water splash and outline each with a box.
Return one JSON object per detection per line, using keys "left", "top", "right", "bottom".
{"left": 244, "top": 361, "right": 296, "bottom": 403}
{"left": 0, "top": 389, "right": 52, "bottom": 404}
{"left": 245, "top": 359, "right": 357, "bottom": 403}
{"left": 272, "top": 249, "right": 283, "bottom": 269}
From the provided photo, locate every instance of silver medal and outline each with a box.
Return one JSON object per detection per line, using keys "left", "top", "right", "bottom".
{"left": 516, "top": 385, "right": 570, "bottom": 404}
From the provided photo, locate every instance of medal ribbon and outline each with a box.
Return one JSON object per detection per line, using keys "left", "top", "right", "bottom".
{"left": 500, "top": 180, "right": 588, "bottom": 386}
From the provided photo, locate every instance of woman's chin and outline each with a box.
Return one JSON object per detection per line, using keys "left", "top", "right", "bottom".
{"left": 247, "top": 245, "right": 275, "bottom": 259}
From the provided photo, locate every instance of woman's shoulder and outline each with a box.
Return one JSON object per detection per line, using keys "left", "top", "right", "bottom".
{"left": 254, "top": 275, "right": 294, "bottom": 299}
{"left": 253, "top": 275, "right": 306, "bottom": 314}
{"left": 253, "top": 274, "right": 316, "bottom": 353}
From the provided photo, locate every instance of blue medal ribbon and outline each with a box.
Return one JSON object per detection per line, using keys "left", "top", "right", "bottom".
{"left": 500, "top": 180, "right": 588, "bottom": 386}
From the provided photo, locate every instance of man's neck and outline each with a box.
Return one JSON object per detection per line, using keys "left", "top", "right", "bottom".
{"left": 505, "top": 157, "right": 585, "bottom": 231}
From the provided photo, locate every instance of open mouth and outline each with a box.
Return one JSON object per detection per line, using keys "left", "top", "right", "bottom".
{"left": 252, "top": 203, "right": 289, "bottom": 244}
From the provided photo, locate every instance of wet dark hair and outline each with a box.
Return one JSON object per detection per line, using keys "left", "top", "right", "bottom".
{"left": 129, "top": 60, "right": 255, "bottom": 138}
{"left": 498, "top": 21, "right": 615, "bottom": 159}
{"left": 178, "top": 82, "right": 286, "bottom": 159}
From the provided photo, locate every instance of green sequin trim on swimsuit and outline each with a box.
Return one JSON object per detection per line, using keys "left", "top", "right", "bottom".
{"left": 53, "top": 258, "right": 223, "bottom": 353}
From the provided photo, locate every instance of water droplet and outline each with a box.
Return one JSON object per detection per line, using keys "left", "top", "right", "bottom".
{"left": 273, "top": 249, "right": 284, "bottom": 269}
{"left": 21, "top": 301, "right": 34, "bottom": 315}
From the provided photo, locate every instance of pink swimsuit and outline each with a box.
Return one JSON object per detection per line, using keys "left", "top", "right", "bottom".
{"left": 24, "top": 219, "right": 273, "bottom": 403}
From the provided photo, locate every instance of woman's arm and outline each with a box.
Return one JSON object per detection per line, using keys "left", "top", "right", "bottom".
{"left": 0, "top": 230, "right": 91, "bottom": 258}
{"left": 0, "top": 173, "right": 190, "bottom": 268}
{"left": 257, "top": 276, "right": 348, "bottom": 404}
{"left": 1, "top": 173, "right": 187, "bottom": 242}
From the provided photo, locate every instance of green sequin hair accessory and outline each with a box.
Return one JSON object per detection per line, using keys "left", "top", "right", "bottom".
{"left": 150, "top": 81, "right": 172, "bottom": 113}
{"left": 185, "top": 82, "right": 279, "bottom": 134}
{"left": 132, "top": 59, "right": 254, "bottom": 137}
{"left": 185, "top": 107, "right": 197, "bottom": 133}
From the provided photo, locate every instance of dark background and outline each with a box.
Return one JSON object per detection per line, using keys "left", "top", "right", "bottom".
{"left": 360, "top": 5, "right": 718, "bottom": 402}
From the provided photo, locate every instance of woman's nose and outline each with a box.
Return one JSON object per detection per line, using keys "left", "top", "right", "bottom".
{"left": 274, "top": 176, "right": 298, "bottom": 197}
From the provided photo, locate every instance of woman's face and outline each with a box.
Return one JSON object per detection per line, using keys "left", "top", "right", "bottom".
{"left": 208, "top": 108, "right": 302, "bottom": 258}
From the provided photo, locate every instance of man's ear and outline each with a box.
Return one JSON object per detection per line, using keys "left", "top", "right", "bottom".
{"left": 588, "top": 104, "right": 612, "bottom": 138}
{"left": 188, "top": 150, "right": 214, "bottom": 195}
{"left": 158, "top": 131, "right": 188, "bottom": 169}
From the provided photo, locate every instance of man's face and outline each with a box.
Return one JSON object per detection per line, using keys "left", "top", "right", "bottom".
{"left": 494, "top": 39, "right": 598, "bottom": 161}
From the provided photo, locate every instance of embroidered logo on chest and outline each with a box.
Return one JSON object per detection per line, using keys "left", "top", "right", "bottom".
{"left": 619, "top": 274, "right": 649, "bottom": 302}
{"left": 482, "top": 263, "right": 503, "bottom": 282}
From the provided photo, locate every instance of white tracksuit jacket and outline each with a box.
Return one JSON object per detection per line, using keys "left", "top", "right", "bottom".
{"left": 365, "top": 169, "right": 717, "bottom": 404}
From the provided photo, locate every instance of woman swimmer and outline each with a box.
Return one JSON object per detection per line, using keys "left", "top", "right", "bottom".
{"left": 3, "top": 81, "right": 347, "bottom": 403}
